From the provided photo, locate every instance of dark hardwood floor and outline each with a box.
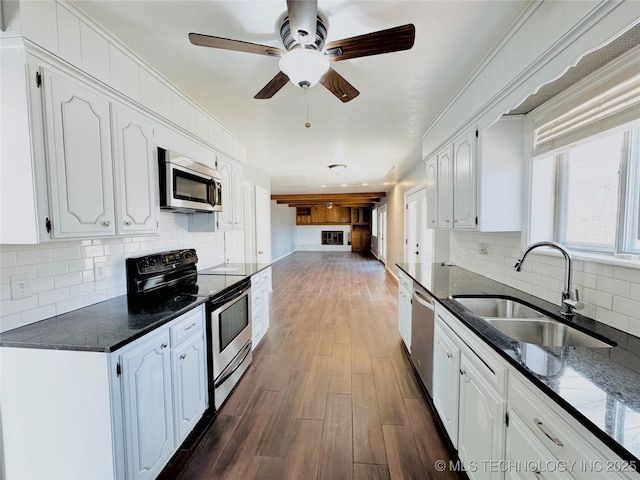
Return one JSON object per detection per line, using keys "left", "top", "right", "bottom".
{"left": 176, "top": 251, "right": 460, "bottom": 480}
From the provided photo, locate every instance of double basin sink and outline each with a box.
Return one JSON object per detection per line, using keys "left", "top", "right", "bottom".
{"left": 453, "top": 296, "right": 614, "bottom": 348}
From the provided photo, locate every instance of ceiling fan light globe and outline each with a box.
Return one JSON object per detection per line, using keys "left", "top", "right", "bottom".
{"left": 279, "top": 49, "right": 329, "bottom": 88}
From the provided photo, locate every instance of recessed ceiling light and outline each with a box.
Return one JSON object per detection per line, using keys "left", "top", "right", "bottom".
{"left": 341, "top": 183, "right": 348, "bottom": 187}
{"left": 361, "top": 182, "right": 369, "bottom": 186}
{"left": 320, "top": 184, "right": 327, "bottom": 188}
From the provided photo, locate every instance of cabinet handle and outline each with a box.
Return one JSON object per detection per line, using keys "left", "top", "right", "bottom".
{"left": 447, "top": 352, "right": 452, "bottom": 359}
{"left": 124, "top": 220, "right": 132, "bottom": 226}
{"left": 160, "top": 342, "right": 168, "bottom": 349}
{"left": 184, "top": 322, "right": 196, "bottom": 331}
{"left": 258, "top": 250, "right": 263, "bottom": 255}
{"left": 459, "top": 369, "right": 465, "bottom": 375}
{"left": 180, "top": 354, "right": 186, "bottom": 360}
{"left": 102, "top": 221, "right": 111, "bottom": 227}
{"left": 534, "top": 418, "right": 564, "bottom": 446}
{"left": 453, "top": 219, "right": 458, "bottom": 223}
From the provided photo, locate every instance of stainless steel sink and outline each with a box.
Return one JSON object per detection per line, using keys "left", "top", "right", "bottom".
{"left": 453, "top": 296, "right": 613, "bottom": 348}
{"left": 485, "top": 318, "right": 613, "bottom": 348}
{"left": 454, "top": 297, "right": 544, "bottom": 319}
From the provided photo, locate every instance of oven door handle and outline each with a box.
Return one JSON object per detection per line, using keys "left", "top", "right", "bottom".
{"left": 214, "top": 341, "right": 252, "bottom": 388}
{"left": 210, "top": 283, "right": 251, "bottom": 311}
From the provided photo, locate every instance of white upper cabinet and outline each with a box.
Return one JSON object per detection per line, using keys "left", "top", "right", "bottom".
{"left": 425, "top": 157, "right": 438, "bottom": 228}
{"left": 216, "top": 156, "right": 243, "bottom": 231}
{"left": 232, "top": 167, "right": 243, "bottom": 227}
{"left": 42, "top": 68, "right": 116, "bottom": 238}
{"left": 424, "top": 117, "right": 523, "bottom": 232}
{"left": 216, "top": 158, "right": 233, "bottom": 230}
{"left": 111, "top": 104, "right": 158, "bottom": 235}
{"left": 452, "top": 130, "right": 476, "bottom": 229}
{"left": 436, "top": 145, "right": 453, "bottom": 228}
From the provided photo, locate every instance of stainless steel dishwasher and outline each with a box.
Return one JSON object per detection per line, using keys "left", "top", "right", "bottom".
{"left": 410, "top": 281, "right": 435, "bottom": 396}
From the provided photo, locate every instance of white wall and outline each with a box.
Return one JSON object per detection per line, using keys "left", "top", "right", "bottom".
{"left": 270, "top": 201, "right": 296, "bottom": 261}
{"left": 0, "top": 213, "right": 225, "bottom": 332}
{"left": 450, "top": 231, "right": 640, "bottom": 336}
{"left": 296, "top": 225, "right": 351, "bottom": 252}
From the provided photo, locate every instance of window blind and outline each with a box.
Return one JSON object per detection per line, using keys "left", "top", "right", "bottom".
{"left": 532, "top": 46, "right": 640, "bottom": 156}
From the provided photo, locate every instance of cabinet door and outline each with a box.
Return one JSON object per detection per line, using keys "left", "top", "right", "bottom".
{"left": 232, "top": 166, "right": 243, "bottom": 226}
{"left": 172, "top": 333, "right": 207, "bottom": 445}
{"left": 425, "top": 157, "right": 438, "bottom": 228}
{"left": 453, "top": 132, "right": 476, "bottom": 229}
{"left": 43, "top": 69, "right": 115, "bottom": 237}
{"left": 433, "top": 321, "right": 460, "bottom": 447}
{"left": 112, "top": 104, "right": 158, "bottom": 235}
{"left": 436, "top": 146, "right": 453, "bottom": 228}
{"left": 458, "top": 353, "right": 506, "bottom": 480}
{"left": 120, "top": 330, "right": 174, "bottom": 480}
{"left": 217, "top": 158, "right": 233, "bottom": 230}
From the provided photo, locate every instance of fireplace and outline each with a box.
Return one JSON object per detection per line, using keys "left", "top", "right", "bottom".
{"left": 321, "top": 231, "right": 344, "bottom": 245}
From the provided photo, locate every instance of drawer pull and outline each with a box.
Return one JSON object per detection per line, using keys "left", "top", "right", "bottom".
{"left": 180, "top": 354, "right": 186, "bottom": 360}
{"left": 447, "top": 352, "right": 452, "bottom": 359}
{"left": 459, "top": 369, "right": 466, "bottom": 376}
{"left": 184, "top": 322, "right": 197, "bottom": 331}
{"left": 160, "top": 342, "right": 168, "bottom": 349}
{"left": 534, "top": 418, "right": 564, "bottom": 446}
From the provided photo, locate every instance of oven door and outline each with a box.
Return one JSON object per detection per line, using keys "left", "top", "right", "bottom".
{"left": 210, "top": 284, "right": 252, "bottom": 381}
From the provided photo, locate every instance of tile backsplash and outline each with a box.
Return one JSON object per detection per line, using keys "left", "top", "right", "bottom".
{"left": 0, "top": 212, "right": 225, "bottom": 332}
{"left": 450, "top": 231, "right": 640, "bottom": 337}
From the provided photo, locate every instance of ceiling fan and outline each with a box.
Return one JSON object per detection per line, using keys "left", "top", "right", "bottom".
{"left": 189, "top": 0, "right": 415, "bottom": 103}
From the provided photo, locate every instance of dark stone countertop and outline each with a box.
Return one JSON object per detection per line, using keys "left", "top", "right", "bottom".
{"left": 397, "top": 262, "right": 640, "bottom": 466}
{"left": 0, "top": 273, "right": 257, "bottom": 353}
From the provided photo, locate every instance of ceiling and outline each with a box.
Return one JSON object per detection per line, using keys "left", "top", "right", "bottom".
{"left": 73, "top": 1, "right": 530, "bottom": 194}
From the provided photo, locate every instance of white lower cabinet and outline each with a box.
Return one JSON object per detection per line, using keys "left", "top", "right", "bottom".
{"left": 397, "top": 271, "right": 412, "bottom": 351}
{"left": 458, "top": 352, "right": 507, "bottom": 480}
{"left": 171, "top": 329, "right": 207, "bottom": 445}
{"left": 117, "top": 305, "right": 207, "bottom": 480}
{"left": 120, "top": 329, "right": 175, "bottom": 480}
{"left": 251, "top": 267, "right": 272, "bottom": 350}
{"left": 433, "top": 318, "right": 460, "bottom": 446}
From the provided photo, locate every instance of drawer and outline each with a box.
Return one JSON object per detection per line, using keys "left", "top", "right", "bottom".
{"left": 260, "top": 267, "right": 272, "bottom": 292}
{"left": 508, "top": 374, "right": 615, "bottom": 475}
{"left": 437, "top": 309, "right": 508, "bottom": 396}
{"left": 170, "top": 306, "right": 204, "bottom": 347}
{"left": 398, "top": 270, "right": 412, "bottom": 291}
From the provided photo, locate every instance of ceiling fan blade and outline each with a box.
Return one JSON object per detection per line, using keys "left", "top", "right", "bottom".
{"left": 286, "top": 0, "right": 318, "bottom": 45}
{"left": 189, "top": 33, "right": 283, "bottom": 57}
{"left": 324, "top": 24, "right": 415, "bottom": 61}
{"left": 320, "top": 67, "right": 359, "bottom": 103}
{"left": 254, "top": 71, "right": 290, "bottom": 99}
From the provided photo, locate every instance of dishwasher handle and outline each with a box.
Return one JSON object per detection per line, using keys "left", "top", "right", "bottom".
{"left": 413, "top": 289, "right": 434, "bottom": 311}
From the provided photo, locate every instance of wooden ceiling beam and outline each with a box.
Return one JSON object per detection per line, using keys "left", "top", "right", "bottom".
{"left": 271, "top": 192, "right": 386, "bottom": 208}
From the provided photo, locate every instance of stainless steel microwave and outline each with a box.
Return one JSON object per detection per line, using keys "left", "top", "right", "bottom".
{"left": 158, "top": 147, "right": 222, "bottom": 213}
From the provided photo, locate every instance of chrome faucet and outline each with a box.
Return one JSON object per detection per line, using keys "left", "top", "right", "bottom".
{"left": 514, "top": 241, "right": 583, "bottom": 316}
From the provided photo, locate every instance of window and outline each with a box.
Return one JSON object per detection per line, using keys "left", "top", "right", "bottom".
{"left": 530, "top": 126, "right": 640, "bottom": 257}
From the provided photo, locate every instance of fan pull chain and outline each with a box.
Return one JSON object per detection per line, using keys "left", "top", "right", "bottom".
{"left": 304, "top": 85, "right": 311, "bottom": 128}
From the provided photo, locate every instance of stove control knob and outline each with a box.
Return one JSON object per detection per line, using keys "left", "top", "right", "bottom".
{"left": 149, "top": 258, "right": 157, "bottom": 267}
{"left": 140, "top": 260, "right": 149, "bottom": 269}
{"left": 184, "top": 251, "right": 192, "bottom": 258}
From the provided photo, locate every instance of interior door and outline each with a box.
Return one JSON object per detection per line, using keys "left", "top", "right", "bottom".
{"left": 405, "top": 187, "right": 427, "bottom": 264}
{"left": 379, "top": 206, "right": 387, "bottom": 264}
{"left": 255, "top": 186, "right": 271, "bottom": 263}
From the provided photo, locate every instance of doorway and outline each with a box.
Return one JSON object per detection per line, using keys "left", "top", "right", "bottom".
{"left": 405, "top": 186, "right": 428, "bottom": 264}
{"left": 378, "top": 205, "right": 387, "bottom": 264}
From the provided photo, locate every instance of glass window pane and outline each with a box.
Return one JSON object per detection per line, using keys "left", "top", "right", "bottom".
{"left": 564, "top": 133, "right": 623, "bottom": 249}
